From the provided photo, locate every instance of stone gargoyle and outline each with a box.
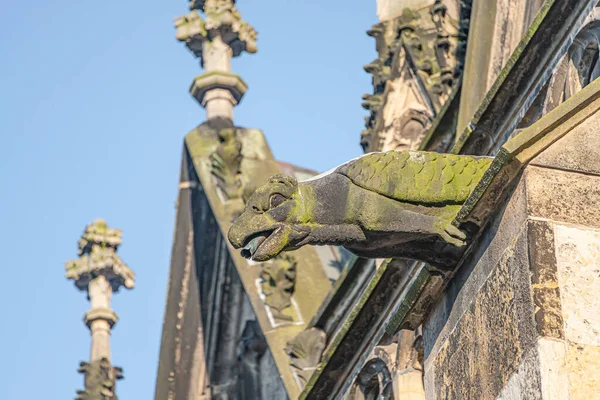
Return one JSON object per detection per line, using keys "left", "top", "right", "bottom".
{"left": 228, "top": 151, "right": 491, "bottom": 267}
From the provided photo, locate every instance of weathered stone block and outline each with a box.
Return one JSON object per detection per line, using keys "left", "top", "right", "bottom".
{"left": 495, "top": 345, "right": 542, "bottom": 400}
{"left": 525, "top": 166, "right": 600, "bottom": 229}
{"left": 432, "top": 231, "right": 536, "bottom": 400}
{"left": 566, "top": 342, "right": 600, "bottom": 400}
{"left": 424, "top": 176, "right": 528, "bottom": 362}
{"left": 527, "top": 220, "right": 564, "bottom": 339}
{"left": 554, "top": 224, "right": 600, "bottom": 347}
{"left": 532, "top": 109, "right": 600, "bottom": 175}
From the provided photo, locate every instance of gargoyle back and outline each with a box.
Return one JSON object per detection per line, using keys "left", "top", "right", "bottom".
{"left": 335, "top": 151, "right": 492, "bottom": 205}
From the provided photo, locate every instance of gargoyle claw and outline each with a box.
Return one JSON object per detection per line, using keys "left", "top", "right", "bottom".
{"left": 442, "top": 224, "right": 467, "bottom": 247}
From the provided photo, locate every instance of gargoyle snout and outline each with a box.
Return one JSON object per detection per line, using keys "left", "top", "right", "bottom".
{"left": 228, "top": 218, "right": 247, "bottom": 249}
{"left": 227, "top": 209, "right": 276, "bottom": 249}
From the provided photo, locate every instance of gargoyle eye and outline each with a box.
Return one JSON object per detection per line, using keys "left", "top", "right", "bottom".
{"left": 269, "top": 193, "right": 286, "bottom": 208}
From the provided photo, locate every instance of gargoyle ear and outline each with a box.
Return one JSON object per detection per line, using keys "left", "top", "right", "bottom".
{"left": 269, "top": 175, "right": 298, "bottom": 192}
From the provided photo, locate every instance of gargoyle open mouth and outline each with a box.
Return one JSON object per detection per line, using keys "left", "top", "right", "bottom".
{"left": 240, "top": 229, "right": 276, "bottom": 260}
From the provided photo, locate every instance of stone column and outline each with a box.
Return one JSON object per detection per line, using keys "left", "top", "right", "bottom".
{"left": 86, "top": 275, "right": 118, "bottom": 362}
{"left": 175, "top": 0, "right": 257, "bottom": 122}
{"left": 66, "top": 219, "right": 135, "bottom": 399}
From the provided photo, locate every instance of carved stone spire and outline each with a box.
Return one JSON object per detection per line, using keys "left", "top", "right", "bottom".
{"left": 175, "top": 0, "right": 257, "bottom": 121}
{"left": 66, "top": 219, "right": 134, "bottom": 400}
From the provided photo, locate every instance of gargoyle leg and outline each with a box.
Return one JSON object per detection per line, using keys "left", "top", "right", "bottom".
{"left": 440, "top": 224, "right": 467, "bottom": 247}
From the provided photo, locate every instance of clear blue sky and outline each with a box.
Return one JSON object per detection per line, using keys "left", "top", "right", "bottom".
{"left": 1, "top": 1, "right": 375, "bottom": 398}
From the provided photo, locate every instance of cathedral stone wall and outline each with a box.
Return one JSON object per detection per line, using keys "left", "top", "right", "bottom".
{"left": 422, "top": 102, "right": 600, "bottom": 400}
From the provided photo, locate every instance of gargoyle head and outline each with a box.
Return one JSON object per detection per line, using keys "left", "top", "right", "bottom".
{"left": 228, "top": 174, "right": 310, "bottom": 261}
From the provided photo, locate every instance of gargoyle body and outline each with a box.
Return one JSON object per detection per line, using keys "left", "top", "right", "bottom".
{"left": 228, "top": 151, "right": 491, "bottom": 267}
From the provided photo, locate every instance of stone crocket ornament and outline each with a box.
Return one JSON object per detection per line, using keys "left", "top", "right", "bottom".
{"left": 228, "top": 151, "right": 491, "bottom": 267}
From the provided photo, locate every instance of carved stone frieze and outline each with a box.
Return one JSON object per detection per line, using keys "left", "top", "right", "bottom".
{"left": 285, "top": 328, "right": 327, "bottom": 387}
{"left": 75, "top": 358, "right": 123, "bottom": 400}
{"left": 210, "top": 128, "right": 243, "bottom": 201}
{"left": 260, "top": 254, "right": 297, "bottom": 321}
{"left": 393, "top": 2, "right": 460, "bottom": 107}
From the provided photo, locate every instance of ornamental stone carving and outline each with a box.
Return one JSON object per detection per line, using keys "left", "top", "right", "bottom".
{"left": 349, "top": 358, "right": 394, "bottom": 400}
{"left": 174, "top": 11, "right": 207, "bottom": 58}
{"left": 75, "top": 358, "right": 123, "bottom": 400}
{"left": 285, "top": 328, "right": 327, "bottom": 387}
{"left": 210, "top": 128, "right": 243, "bottom": 201}
{"left": 259, "top": 254, "right": 297, "bottom": 321}
{"left": 229, "top": 151, "right": 492, "bottom": 267}
{"left": 174, "top": 0, "right": 256, "bottom": 61}
{"left": 362, "top": 0, "right": 465, "bottom": 153}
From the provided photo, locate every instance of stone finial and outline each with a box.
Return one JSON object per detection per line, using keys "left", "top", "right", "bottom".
{"left": 175, "top": 1, "right": 257, "bottom": 61}
{"left": 65, "top": 219, "right": 135, "bottom": 292}
{"left": 175, "top": 11, "right": 207, "bottom": 58}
